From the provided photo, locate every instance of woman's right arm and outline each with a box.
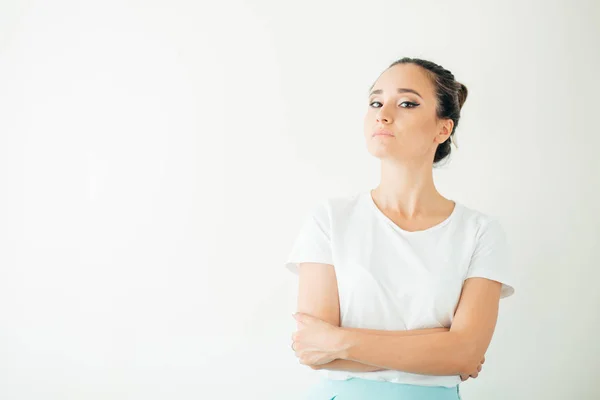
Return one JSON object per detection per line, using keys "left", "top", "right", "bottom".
{"left": 296, "top": 262, "right": 449, "bottom": 372}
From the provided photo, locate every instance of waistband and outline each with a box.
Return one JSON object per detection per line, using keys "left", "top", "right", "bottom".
{"left": 306, "top": 377, "right": 461, "bottom": 400}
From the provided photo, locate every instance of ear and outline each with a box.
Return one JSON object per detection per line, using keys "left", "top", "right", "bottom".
{"left": 435, "top": 119, "right": 454, "bottom": 144}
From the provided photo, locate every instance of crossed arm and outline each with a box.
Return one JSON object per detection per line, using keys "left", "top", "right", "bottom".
{"left": 296, "top": 263, "right": 502, "bottom": 376}
{"left": 309, "top": 326, "right": 451, "bottom": 372}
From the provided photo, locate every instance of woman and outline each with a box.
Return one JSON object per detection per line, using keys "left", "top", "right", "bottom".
{"left": 284, "top": 57, "right": 515, "bottom": 400}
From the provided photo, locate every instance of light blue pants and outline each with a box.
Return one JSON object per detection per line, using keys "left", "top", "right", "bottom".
{"left": 305, "top": 377, "right": 462, "bottom": 400}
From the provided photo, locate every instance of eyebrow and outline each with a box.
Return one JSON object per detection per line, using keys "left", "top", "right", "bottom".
{"left": 368, "top": 88, "right": 423, "bottom": 99}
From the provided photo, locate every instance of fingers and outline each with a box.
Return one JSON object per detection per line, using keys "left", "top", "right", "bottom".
{"left": 467, "top": 364, "right": 482, "bottom": 380}
{"left": 461, "top": 361, "right": 483, "bottom": 382}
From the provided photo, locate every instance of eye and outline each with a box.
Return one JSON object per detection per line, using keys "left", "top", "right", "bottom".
{"left": 400, "top": 101, "right": 419, "bottom": 108}
{"left": 369, "top": 101, "right": 419, "bottom": 108}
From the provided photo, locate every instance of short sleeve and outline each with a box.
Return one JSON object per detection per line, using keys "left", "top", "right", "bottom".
{"left": 464, "top": 218, "right": 515, "bottom": 299}
{"left": 284, "top": 200, "right": 334, "bottom": 275}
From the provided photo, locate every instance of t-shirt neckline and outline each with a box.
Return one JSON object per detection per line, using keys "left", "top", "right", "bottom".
{"left": 365, "top": 189, "right": 460, "bottom": 234}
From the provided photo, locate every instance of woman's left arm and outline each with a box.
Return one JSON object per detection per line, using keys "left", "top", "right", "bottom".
{"left": 339, "top": 278, "right": 502, "bottom": 376}
{"left": 293, "top": 277, "right": 502, "bottom": 376}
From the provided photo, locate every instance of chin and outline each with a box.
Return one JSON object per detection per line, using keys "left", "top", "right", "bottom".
{"left": 367, "top": 147, "right": 396, "bottom": 159}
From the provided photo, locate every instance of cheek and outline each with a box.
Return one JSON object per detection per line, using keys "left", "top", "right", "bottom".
{"left": 404, "top": 115, "right": 436, "bottom": 138}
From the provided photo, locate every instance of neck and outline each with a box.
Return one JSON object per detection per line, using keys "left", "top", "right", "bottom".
{"left": 372, "top": 159, "right": 447, "bottom": 219}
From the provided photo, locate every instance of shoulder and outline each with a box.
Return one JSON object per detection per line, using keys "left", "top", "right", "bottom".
{"left": 455, "top": 202, "right": 508, "bottom": 248}
{"left": 456, "top": 202, "right": 506, "bottom": 232}
{"left": 313, "top": 190, "right": 366, "bottom": 220}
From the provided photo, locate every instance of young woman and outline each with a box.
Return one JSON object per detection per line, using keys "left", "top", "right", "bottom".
{"left": 284, "top": 57, "right": 515, "bottom": 400}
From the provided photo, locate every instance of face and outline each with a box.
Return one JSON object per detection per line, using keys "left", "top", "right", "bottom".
{"left": 363, "top": 63, "right": 453, "bottom": 163}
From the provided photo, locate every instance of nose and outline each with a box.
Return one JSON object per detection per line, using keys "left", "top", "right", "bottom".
{"left": 376, "top": 107, "right": 392, "bottom": 124}
{"left": 376, "top": 115, "right": 389, "bottom": 123}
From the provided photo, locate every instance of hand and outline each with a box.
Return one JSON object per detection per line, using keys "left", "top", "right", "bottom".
{"left": 291, "top": 312, "right": 348, "bottom": 366}
{"left": 460, "top": 355, "right": 485, "bottom": 382}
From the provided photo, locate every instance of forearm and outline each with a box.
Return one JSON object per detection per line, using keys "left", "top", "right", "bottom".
{"left": 314, "top": 327, "right": 449, "bottom": 372}
{"left": 340, "top": 330, "right": 472, "bottom": 376}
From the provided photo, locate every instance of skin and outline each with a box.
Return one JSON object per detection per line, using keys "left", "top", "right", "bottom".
{"left": 292, "top": 63, "right": 493, "bottom": 381}
{"left": 364, "top": 62, "right": 456, "bottom": 227}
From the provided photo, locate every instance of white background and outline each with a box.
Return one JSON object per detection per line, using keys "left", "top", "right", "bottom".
{"left": 0, "top": 0, "right": 598, "bottom": 399}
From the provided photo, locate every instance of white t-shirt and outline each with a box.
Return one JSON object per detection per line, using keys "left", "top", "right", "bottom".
{"left": 284, "top": 190, "right": 515, "bottom": 388}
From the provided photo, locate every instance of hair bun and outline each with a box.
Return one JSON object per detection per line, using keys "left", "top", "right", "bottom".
{"left": 457, "top": 82, "right": 468, "bottom": 109}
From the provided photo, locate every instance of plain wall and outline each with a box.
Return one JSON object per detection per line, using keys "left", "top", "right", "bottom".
{"left": 0, "top": 0, "right": 598, "bottom": 399}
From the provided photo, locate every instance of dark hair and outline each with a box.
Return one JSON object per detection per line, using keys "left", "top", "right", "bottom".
{"left": 370, "top": 57, "right": 468, "bottom": 166}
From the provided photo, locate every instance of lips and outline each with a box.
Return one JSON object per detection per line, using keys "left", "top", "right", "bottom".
{"left": 373, "top": 129, "right": 394, "bottom": 137}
